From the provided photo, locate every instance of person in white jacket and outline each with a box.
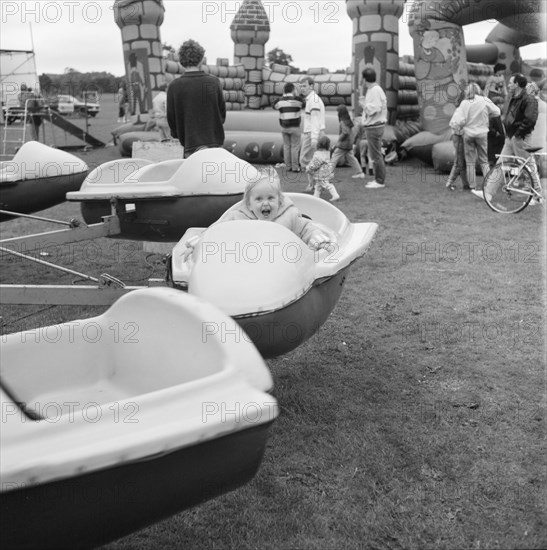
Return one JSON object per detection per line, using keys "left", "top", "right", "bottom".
{"left": 449, "top": 83, "right": 501, "bottom": 191}
{"left": 299, "top": 77, "right": 326, "bottom": 190}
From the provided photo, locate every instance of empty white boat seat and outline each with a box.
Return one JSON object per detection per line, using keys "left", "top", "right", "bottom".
{"left": 0, "top": 141, "right": 88, "bottom": 182}
{"left": 67, "top": 149, "right": 261, "bottom": 200}
{"left": 0, "top": 288, "right": 272, "bottom": 418}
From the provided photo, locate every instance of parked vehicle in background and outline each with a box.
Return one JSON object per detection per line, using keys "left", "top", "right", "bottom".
{"left": 48, "top": 94, "right": 100, "bottom": 117}
{"left": 1, "top": 99, "right": 25, "bottom": 124}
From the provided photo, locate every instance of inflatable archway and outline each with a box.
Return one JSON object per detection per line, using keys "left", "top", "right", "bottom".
{"left": 404, "top": 0, "right": 547, "bottom": 167}
{"left": 408, "top": 0, "right": 546, "bottom": 135}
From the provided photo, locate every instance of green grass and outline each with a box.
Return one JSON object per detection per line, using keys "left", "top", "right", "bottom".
{"left": 1, "top": 152, "right": 545, "bottom": 549}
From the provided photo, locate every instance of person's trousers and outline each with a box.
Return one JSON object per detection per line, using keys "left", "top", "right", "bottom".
{"left": 330, "top": 147, "right": 362, "bottom": 173}
{"left": 281, "top": 126, "right": 301, "bottom": 170}
{"left": 364, "top": 125, "right": 386, "bottom": 184}
{"left": 300, "top": 130, "right": 325, "bottom": 185}
{"left": 447, "top": 134, "right": 469, "bottom": 187}
{"left": 463, "top": 133, "right": 489, "bottom": 189}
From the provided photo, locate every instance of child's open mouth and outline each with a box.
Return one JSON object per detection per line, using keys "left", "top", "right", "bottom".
{"left": 261, "top": 206, "right": 271, "bottom": 217}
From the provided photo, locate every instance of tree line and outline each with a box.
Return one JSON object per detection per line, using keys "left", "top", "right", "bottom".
{"left": 39, "top": 69, "right": 123, "bottom": 100}
{"left": 36, "top": 48, "right": 346, "bottom": 101}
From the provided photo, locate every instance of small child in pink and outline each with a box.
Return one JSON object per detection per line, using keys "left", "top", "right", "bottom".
{"left": 306, "top": 136, "right": 340, "bottom": 202}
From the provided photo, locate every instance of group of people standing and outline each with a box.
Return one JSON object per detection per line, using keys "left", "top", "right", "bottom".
{"left": 446, "top": 65, "right": 541, "bottom": 199}
{"left": 126, "top": 39, "right": 541, "bottom": 209}
{"left": 151, "top": 40, "right": 389, "bottom": 202}
{"left": 273, "top": 67, "right": 389, "bottom": 201}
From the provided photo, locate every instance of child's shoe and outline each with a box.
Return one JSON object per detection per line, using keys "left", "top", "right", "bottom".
{"left": 326, "top": 183, "right": 340, "bottom": 201}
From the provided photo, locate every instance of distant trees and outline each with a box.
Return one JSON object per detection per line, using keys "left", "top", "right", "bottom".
{"left": 39, "top": 70, "right": 121, "bottom": 100}
{"left": 267, "top": 47, "right": 300, "bottom": 73}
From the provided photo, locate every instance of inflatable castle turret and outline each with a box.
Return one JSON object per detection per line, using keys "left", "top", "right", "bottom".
{"left": 230, "top": 0, "right": 271, "bottom": 109}
{"left": 114, "top": 0, "right": 166, "bottom": 115}
{"left": 346, "top": 0, "right": 405, "bottom": 124}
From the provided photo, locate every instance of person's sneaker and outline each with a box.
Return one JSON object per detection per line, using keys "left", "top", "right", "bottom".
{"left": 305, "top": 184, "right": 314, "bottom": 192}
{"left": 330, "top": 192, "right": 340, "bottom": 202}
{"left": 529, "top": 197, "right": 543, "bottom": 206}
{"left": 471, "top": 189, "right": 484, "bottom": 199}
{"left": 275, "top": 162, "right": 286, "bottom": 168}
{"left": 365, "top": 181, "right": 385, "bottom": 189}
{"left": 385, "top": 151, "right": 398, "bottom": 164}
{"left": 351, "top": 173, "right": 365, "bottom": 179}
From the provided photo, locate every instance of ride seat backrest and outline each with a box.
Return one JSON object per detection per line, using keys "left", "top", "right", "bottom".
{"left": 287, "top": 193, "right": 349, "bottom": 235}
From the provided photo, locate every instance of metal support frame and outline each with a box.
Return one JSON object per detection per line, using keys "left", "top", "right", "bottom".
{"left": 0, "top": 212, "right": 167, "bottom": 306}
{"left": 0, "top": 281, "right": 166, "bottom": 306}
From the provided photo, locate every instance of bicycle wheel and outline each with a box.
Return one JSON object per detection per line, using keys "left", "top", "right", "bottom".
{"left": 483, "top": 160, "right": 533, "bottom": 214}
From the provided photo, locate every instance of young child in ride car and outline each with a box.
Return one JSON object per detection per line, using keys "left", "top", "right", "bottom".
{"left": 183, "top": 170, "right": 336, "bottom": 258}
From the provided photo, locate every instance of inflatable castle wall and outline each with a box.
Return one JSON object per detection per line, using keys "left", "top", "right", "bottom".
{"left": 113, "top": 0, "right": 412, "bottom": 120}
{"left": 113, "top": 0, "right": 546, "bottom": 167}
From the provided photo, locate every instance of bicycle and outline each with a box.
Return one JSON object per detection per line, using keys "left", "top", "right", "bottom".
{"left": 482, "top": 147, "right": 546, "bottom": 214}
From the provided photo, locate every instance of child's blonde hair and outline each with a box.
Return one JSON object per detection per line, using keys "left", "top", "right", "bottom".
{"left": 317, "top": 135, "right": 331, "bottom": 151}
{"left": 244, "top": 167, "right": 284, "bottom": 208}
{"left": 464, "top": 82, "right": 481, "bottom": 100}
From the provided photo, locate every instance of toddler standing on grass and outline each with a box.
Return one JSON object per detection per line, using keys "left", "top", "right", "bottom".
{"left": 306, "top": 136, "right": 340, "bottom": 202}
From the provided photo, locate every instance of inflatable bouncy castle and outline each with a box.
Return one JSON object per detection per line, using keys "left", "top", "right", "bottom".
{"left": 112, "top": 0, "right": 546, "bottom": 168}
{"left": 404, "top": 0, "right": 547, "bottom": 169}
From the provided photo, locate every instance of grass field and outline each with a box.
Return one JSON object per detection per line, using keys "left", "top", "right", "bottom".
{"left": 1, "top": 105, "right": 546, "bottom": 549}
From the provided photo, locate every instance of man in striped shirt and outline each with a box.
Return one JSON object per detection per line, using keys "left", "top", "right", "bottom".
{"left": 273, "top": 82, "right": 306, "bottom": 172}
{"left": 299, "top": 77, "right": 326, "bottom": 189}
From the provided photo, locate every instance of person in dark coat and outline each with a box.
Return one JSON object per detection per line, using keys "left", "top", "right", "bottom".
{"left": 167, "top": 39, "right": 226, "bottom": 158}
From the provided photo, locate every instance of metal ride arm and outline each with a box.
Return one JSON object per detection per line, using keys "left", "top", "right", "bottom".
{"left": 0, "top": 211, "right": 166, "bottom": 306}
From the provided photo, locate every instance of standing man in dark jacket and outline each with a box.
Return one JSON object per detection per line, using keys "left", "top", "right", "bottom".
{"left": 500, "top": 73, "right": 540, "bottom": 185}
{"left": 167, "top": 39, "right": 226, "bottom": 158}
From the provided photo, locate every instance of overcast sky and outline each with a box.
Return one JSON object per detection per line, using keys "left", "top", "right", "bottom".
{"left": 1, "top": 1, "right": 546, "bottom": 76}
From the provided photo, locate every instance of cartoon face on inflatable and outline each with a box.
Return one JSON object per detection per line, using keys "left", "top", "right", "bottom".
{"left": 421, "top": 30, "right": 440, "bottom": 51}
